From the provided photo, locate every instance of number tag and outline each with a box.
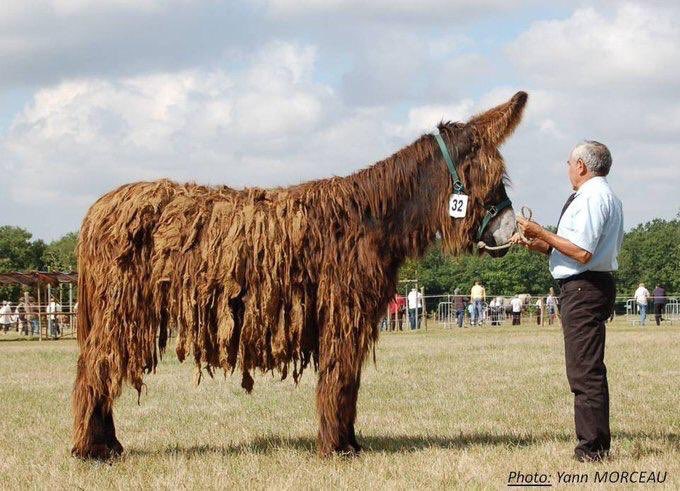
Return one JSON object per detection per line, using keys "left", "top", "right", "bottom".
{"left": 448, "top": 194, "right": 468, "bottom": 218}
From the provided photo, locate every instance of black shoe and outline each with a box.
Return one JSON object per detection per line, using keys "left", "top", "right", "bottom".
{"left": 573, "top": 449, "right": 609, "bottom": 463}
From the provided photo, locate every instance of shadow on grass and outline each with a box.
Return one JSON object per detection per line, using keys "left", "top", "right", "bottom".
{"left": 126, "top": 432, "right": 572, "bottom": 458}
{"left": 125, "top": 431, "right": 680, "bottom": 459}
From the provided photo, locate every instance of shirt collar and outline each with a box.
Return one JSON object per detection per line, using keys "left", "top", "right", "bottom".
{"left": 574, "top": 175, "right": 607, "bottom": 196}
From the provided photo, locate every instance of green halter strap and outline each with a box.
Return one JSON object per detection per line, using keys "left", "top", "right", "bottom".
{"left": 434, "top": 133, "right": 465, "bottom": 194}
{"left": 433, "top": 131, "right": 513, "bottom": 241}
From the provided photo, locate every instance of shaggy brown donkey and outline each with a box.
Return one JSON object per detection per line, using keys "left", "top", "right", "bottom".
{"left": 72, "top": 91, "right": 527, "bottom": 459}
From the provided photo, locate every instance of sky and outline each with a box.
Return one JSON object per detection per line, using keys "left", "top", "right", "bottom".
{"left": 1, "top": 0, "right": 679, "bottom": 241}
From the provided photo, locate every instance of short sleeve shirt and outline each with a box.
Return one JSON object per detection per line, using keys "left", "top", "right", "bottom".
{"left": 549, "top": 177, "right": 624, "bottom": 280}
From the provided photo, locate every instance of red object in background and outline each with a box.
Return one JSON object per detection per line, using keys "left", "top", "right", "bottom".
{"left": 388, "top": 295, "right": 406, "bottom": 314}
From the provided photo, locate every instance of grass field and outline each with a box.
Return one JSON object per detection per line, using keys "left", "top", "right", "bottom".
{"left": 0, "top": 320, "right": 678, "bottom": 489}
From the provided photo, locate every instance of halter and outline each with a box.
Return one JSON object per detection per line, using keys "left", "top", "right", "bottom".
{"left": 434, "top": 132, "right": 513, "bottom": 241}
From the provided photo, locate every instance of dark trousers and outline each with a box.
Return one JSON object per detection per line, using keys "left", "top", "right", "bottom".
{"left": 559, "top": 272, "right": 616, "bottom": 458}
{"left": 455, "top": 308, "right": 465, "bottom": 328}
{"left": 654, "top": 303, "right": 665, "bottom": 326}
{"left": 512, "top": 312, "right": 520, "bottom": 325}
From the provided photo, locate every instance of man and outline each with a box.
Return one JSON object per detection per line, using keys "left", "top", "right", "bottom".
{"left": 25, "top": 297, "right": 39, "bottom": 336}
{"left": 652, "top": 284, "right": 667, "bottom": 326}
{"left": 0, "top": 301, "right": 12, "bottom": 333}
{"left": 546, "top": 288, "right": 558, "bottom": 325}
{"left": 470, "top": 281, "right": 486, "bottom": 326}
{"left": 407, "top": 287, "right": 423, "bottom": 330}
{"left": 512, "top": 140, "right": 623, "bottom": 462}
{"left": 510, "top": 295, "right": 522, "bottom": 325}
{"left": 535, "top": 298, "right": 543, "bottom": 326}
{"left": 453, "top": 288, "right": 468, "bottom": 328}
{"left": 634, "top": 283, "right": 650, "bottom": 326}
{"left": 47, "top": 297, "right": 62, "bottom": 338}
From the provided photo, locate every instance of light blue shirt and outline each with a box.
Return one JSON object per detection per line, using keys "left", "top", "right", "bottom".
{"left": 549, "top": 176, "right": 624, "bottom": 280}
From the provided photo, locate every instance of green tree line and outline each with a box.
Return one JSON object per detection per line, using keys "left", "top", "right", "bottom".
{"left": 1, "top": 215, "right": 678, "bottom": 301}
{"left": 0, "top": 227, "right": 77, "bottom": 300}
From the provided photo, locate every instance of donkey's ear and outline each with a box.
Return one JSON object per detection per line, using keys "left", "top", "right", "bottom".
{"left": 467, "top": 91, "right": 528, "bottom": 147}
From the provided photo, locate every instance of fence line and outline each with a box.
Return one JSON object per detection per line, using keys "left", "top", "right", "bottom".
{"left": 381, "top": 294, "right": 679, "bottom": 330}
{"left": 0, "top": 302, "right": 76, "bottom": 339}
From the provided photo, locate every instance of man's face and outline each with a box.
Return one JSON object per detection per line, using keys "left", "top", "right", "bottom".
{"left": 567, "top": 151, "right": 583, "bottom": 189}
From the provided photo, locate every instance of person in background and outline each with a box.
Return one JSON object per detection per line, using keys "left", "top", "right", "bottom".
{"left": 407, "top": 287, "right": 423, "bottom": 330}
{"left": 14, "top": 299, "right": 27, "bottom": 334}
{"left": 510, "top": 295, "right": 522, "bottom": 325}
{"left": 652, "top": 284, "right": 667, "bottom": 326}
{"left": 47, "top": 297, "right": 62, "bottom": 338}
{"left": 488, "top": 297, "right": 497, "bottom": 326}
{"left": 535, "top": 298, "right": 543, "bottom": 326}
{"left": 25, "top": 297, "right": 39, "bottom": 336}
{"left": 453, "top": 288, "right": 468, "bottom": 328}
{"left": 470, "top": 281, "right": 486, "bottom": 326}
{"left": 387, "top": 293, "right": 406, "bottom": 331}
{"left": 546, "top": 288, "right": 558, "bottom": 325}
{"left": 634, "top": 283, "right": 650, "bottom": 326}
{"left": 0, "top": 301, "right": 12, "bottom": 333}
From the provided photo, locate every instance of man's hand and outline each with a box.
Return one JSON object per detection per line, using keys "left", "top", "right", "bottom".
{"left": 509, "top": 232, "right": 532, "bottom": 246}
{"left": 516, "top": 216, "right": 546, "bottom": 241}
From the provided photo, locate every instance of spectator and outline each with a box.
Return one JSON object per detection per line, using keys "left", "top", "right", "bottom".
{"left": 407, "top": 287, "right": 423, "bottom": 330}
{"left": 387, "top": 293, "right": 406, "bottom": 331}
{"left": 634, "top": 283, "right": 650, "bottom": 326}
{"left": 535, "top": 298, "right": 543, "bottom": 326}
{"left": 14, "top": 299, "right": 27, "bottom": 334}
{"left": 47, "top": 297, "right": 62, "bottom": 338}
{"left": 466, "top": 302, "right": 475, "bottom": 324}
{"left": 652, "top": 284, "right": 667, "bottom": 326}
{"left": 25, "top": 297, "right": 39, "bottom": 336}
{"left": 0, "top": 301, "right": 12, "bottom": 333}
{"left": 510, "top": 295, "right": 522, "bottom": 325}
{"left": 546, "top": 288, "right": 558, "bottom": 325}
{"left": 470, "top": 281, "right": 486, "bottom": 326}
{"left": 489, "top": 297, "right": 501, "bottom": 326}
{"left": 453, "top": 288, "right": 468, "bottom": 328}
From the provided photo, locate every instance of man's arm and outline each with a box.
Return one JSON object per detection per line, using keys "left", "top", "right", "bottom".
{"left": 515, "top": 216, "right": 593, "bottom": 265}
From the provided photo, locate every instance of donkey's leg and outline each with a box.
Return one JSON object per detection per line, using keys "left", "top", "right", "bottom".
{"left": 316, "top": 348, "right": 363, "bottom": 456}
{"left": 72, "top": 353, "right": 123, "bottom": 460}
{"left": 346, "top": 368, "right": 362, "bottom": 453}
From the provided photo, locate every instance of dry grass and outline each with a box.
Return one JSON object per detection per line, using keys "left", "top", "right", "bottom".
{"left": 0, "top": 319, "right": 678, "bottom": 490}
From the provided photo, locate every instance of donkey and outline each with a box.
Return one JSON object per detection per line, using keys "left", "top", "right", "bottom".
{"left": 72, "top": 91, "right": 527, "bottom": 459}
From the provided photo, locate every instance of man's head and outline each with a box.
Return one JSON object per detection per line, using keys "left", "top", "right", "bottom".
{"left": 639, "top": 282, "right": 645, "bottom": 288}
{"left": 567, "top": 140, "right": 612, "bottom": 190}
{"left": 474, "top": 280, "right": 480, "bottom": 286}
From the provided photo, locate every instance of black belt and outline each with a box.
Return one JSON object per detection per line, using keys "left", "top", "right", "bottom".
{"left": 557, "top": 270, "right": 613, "bottom": 287}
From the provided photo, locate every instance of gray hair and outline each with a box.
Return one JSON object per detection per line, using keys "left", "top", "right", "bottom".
{"left": 571, "top": 140, "right": 612, "bottom": 176}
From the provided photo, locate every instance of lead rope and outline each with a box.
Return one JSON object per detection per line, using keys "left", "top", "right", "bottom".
{"left": 477, "top": 206, "right": 533, "bottom": 251}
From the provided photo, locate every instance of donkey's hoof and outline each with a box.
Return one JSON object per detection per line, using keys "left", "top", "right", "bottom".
{"left": 335, "top": 443, "right": 361, "bottom": 457}
{"left": 72, "top": 442, "right": 124, "bottom": 461}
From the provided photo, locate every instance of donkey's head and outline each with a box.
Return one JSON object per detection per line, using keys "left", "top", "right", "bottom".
{"left": 435, "top": 91, "right": 527, "bottom": 257}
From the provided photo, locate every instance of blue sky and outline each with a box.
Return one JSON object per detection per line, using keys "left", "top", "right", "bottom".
{"left": 1, "top": 0, "right": 678, "bottom": 240}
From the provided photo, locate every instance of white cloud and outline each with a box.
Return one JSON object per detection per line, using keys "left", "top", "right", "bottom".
{"left": 387, "top": 99, "right": 474, "bottom": 139}
{"left": 508, "top": 3, "right": 680, "bottom": 91}
{"left": 0, "top": 42, "right": 399, "bottom": 236}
